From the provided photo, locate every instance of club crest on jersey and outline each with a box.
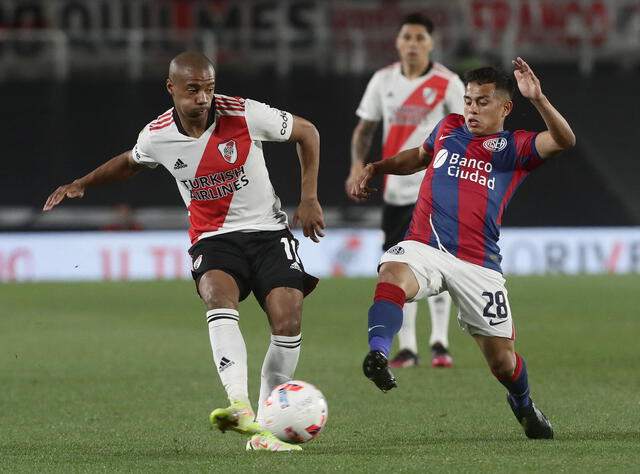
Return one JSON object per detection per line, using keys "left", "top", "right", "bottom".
{"left": 387, "top": 245, "right": 405, "bottom": 255}
{"left": 193, "top": 254, "right": 203, "bottom": 270}
{"left": 422, "top": 87, "right": 437, "bottom": 106}
{"left": 218, "top": 139, "right": 238, "bottom": 164}
{"left": 482, "top": 137, "right": 508, "bottom": 152}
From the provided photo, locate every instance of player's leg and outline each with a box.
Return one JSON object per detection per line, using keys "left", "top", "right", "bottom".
{"left": 250, "top": 231, "right": 317, "bottom": 425}
{"left": 474, "top": 335, "right": 553, "bottom": 439}
{"left": 365, "top": 241, "right": 445, "bottom": 392}
{"left": 382, "top": 203, "right": 420, "bottom": 368}
{"left": 368, "top": 262, "right": 419, "bottom": 358}
{"left": 448, "top": 259, "right": 552, "bottom": 439}
{"left": 199, "top": 269, "right": 261, "bottom": 435}
{"left": 363, "top": 261, "right": 420, "bottom": 392}
{"left": 258, "top": 287, "right": 303, "bottom": 415}
{"left": 190, "top": 236, "right": 260, "bottom": 436}
{"left": 427, "top": 291, "right": 453, "bottom": 367}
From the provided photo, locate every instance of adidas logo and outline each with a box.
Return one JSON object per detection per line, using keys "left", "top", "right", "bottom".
{"left": 173, "top": 158, "right": 187, "bottom": 170}
{"left": 218, "top": 356, "right": 235, "bottom": 372}
{"left": 289, "top": 262, "right": 302, "bottom": 272}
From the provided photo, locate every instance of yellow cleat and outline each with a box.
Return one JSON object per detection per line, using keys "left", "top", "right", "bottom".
{"left": 209, "top": 401, "right": 261, "bottom": 436}
{"left": 246, "top": 430, "right": 303, "bottom": 452}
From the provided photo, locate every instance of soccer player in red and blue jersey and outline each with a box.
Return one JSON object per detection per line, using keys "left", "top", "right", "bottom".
{"left": 351, "top": 58, "right": 576, "bottom": 439}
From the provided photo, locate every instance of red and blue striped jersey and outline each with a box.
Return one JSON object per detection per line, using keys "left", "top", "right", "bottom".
{"left": 407, "top": 114, "right": 544, "bottom": 273}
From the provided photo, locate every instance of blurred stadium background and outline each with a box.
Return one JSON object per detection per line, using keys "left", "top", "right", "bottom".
{"left": 1, "top": 0, "right": 639, "bottom": 281}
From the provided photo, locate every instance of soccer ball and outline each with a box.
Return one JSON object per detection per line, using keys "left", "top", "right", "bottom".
{"left": 262, "top": 380, "right": 328, "bottom": 443}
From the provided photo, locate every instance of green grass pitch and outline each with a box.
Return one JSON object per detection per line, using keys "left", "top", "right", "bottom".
{"left": 1, "top": 275, "right": 639, "bottom": 472}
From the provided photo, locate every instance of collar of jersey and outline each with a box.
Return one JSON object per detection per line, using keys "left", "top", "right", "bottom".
{"left": 398, "top": 60, "right": 433, "bottom": 79}
{"left": 172, "top": 104, "right": 216, "bottom": 138}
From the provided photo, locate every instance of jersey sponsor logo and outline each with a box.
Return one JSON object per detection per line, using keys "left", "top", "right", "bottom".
{"left": 386, "top": 245, "right": 405, "bottom": 255}
{"left": 436, "top": 149, "right": 496, "bottom": 190}
{"left": 279, "top": 110, "right": 289, "bottom": 136}
{"left": 482, "top": 137, "right": 508, "bottom": 152}
{"left": 289, "top": 261, "right": 302, "bottom": 272}
{"left": 391, "top": 105, "right": 430, "bottom": 126}
{"left": 193, "top": 254, "right": 203, "bottom": 270}
{"left": 432, "top": 149, "right": 449, "bottom": 168}
{"left": 218, "top": 139, "right": 238, "bottom": 163}
{"left": 422, "top": 87, "right": 438, "bottom": 106}
{"left": 439, "top": 134, "right": 454, "bottom": 141}
{"left": 179, "top": 165, "right": 250, "bottom": 201}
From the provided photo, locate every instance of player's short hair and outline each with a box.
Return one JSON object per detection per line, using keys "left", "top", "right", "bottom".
{"left": 463, "top": 67, "right": 515, "bottom": 98}
{"left": 400, "top": 13, "right": 434, "bottom": 34}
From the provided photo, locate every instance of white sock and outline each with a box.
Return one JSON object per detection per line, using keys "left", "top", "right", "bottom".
{"left": 206, "top": 309, "right": 250, "bottom": 405}
{"left": 428, "top": 292, "right": 452, "bottom": 348}
{"left": 397, "top": 301, "right": 418, "bottom": 354}
{"left": 256, "top": 334, "right": 302, "bottom": 425}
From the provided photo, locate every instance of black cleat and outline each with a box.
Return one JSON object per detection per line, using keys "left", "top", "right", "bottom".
{"left": 507, "top": 394, "right": 554, "bottom": 439}
{"left": 363, "top": 350, "right": 397, "bottom": 392}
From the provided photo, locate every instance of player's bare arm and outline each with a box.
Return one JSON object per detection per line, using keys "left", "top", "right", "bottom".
{"left": 43, "top": 150, "right": 146, "bottom": 211}
{"left": 288, "top": 115, "right": 325, "bottom": 243}
{"left": 512, "top": 57, "right": 576, "bottom": 159}
{"left": 351, "top": 146, "right": 432, "bottom": 201}
{"left": 346, "top": 119, "right": 379, "bottom": 201}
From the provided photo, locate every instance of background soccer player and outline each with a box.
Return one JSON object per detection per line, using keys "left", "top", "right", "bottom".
{"left": 43, "top": 51, "right": 325, "bottom": 452}
{"left": 352, "top": 58, "right": 575, "bottom": 439}
{"left": 345, "top": 13, "right": 465, "bottom": 368}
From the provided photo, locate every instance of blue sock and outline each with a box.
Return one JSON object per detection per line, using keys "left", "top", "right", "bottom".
{"left": 494, "top": 353, "right": 531, "bottom": 407}
{"left": 368, "top": 300, "right": 403, "bottom": 357}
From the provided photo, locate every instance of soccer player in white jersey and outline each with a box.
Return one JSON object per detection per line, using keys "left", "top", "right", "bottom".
{"left": 44, "top": 52, "right": 325, "bottom": 452}
{"left": 345, "top": 13, "right": 465, "bottom": 368}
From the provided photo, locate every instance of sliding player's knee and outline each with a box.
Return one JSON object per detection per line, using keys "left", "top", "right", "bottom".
{"left": 488, "top": 352, "right": 517, "bottom": 378}
{"left": 378, "top": 262, "right": 418, "bottom": 298}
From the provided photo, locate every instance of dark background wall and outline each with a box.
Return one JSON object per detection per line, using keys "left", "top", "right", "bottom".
{"left": 2, "top": 65, "right": 638, "bottom": 227}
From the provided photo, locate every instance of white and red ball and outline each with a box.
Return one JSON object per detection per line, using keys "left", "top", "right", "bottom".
{"left": 262, "top": 380, "right": 328, "bottom": 443}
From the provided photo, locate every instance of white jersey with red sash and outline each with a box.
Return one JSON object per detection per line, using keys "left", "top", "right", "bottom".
{"left": 356, "top": 62, "right": 465, "bottom": 205}
{"left": 132, "top": 94, "right": 292, "bottom": 244}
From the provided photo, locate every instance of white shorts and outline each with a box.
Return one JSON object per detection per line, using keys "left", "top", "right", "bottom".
{"left": 380, "top": 240, "right": 514, "bottom": 339}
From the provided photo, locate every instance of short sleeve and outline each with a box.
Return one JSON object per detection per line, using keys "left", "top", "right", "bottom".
{"left": 244, "top": 99, "right": 293, "bottom": 142}
{"left": 513, "top": 130, "right": 544, "bottom": 171}
{"left": 355, "top": 71, "right": 383, "bottom": 121}
{"left": 422, "top": 118, "right": 445, "bottom": 154}
{"left": 443, "top": 75, "right": 465, "bottom": 115}
{"left": 132, "top": 125, "right": 159, "bottom": 168}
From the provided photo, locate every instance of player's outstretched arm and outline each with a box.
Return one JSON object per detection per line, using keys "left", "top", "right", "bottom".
{"left": 350, "top": 146, "right": 431, "bottom": 200}
{"left": 512, "top": 57, "right": 576, "bottom": 159}
{"left": 43, "top": 150, "right": 146, "bottom": 211}
{"left": 346, "top": 119, "right": 379, "bottom": 202}
{"left": 288, "top": 115, "right": 325, "bottom": 243}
